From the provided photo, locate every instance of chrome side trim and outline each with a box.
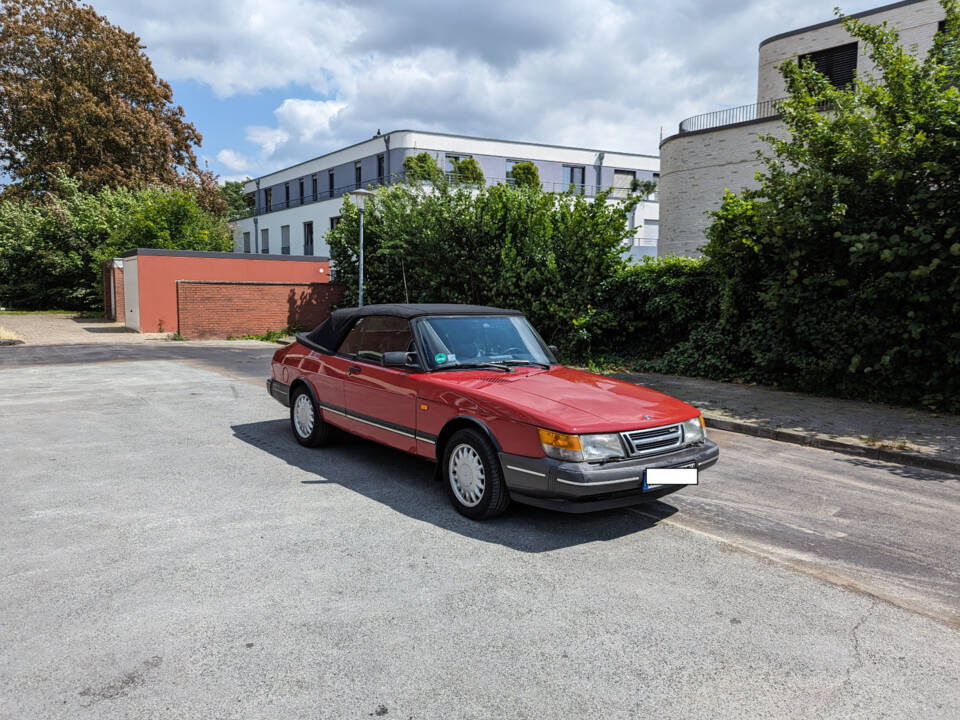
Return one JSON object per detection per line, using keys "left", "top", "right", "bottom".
{"left": 506, "top": 465, "right": 547, "bottom": 478}
{"left": 556, "top": 475, "right": 641, "bottom": 487}
{"left": 417, "top": 436, "right": 437, "bottom": 445}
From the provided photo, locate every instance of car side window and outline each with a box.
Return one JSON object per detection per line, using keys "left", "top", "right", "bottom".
{"left": 355, "top": 316, "right": 413, "bottom": 364}
{"left": 336, "top": 318, "right": 365, "bottom": 355}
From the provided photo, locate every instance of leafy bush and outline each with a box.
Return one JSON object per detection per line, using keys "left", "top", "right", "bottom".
{"left": 449, "top": 157, "right": 485, "bottom": 186}
{"left": 700, "top": 0, "right": 960, "bottom": 410}
{"left": 402, "top": 153, "right": 444, "bottom": 184}
{"left": 0, "top": 174, "right": 231, "bottom": 309}
{"left": 327, "top": 180, "right": 638, "bottom": 352}
{"left": 510, "top": 161, "right": 540, "bottom": 188}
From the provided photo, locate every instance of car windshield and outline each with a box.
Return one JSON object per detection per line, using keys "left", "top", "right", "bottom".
{"left": 416, "top": 315, "right": 555, "bottom": 370}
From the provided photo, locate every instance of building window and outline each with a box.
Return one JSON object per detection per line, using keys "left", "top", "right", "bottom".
{"left": 284, "top": 183, "right": 290, "bottom": 208}
{"left": 564, "top": 165, "right": 585, "bottom": 194}
{"left": 355, "top": 162, "right": 362, "bottom": 188}
{"left": 650, "top": 172, "right": 660, "bottom": 202}
{"left": 444, "top": 154, "right": 472, "bottom": 178}
{"left": 328, "top": 171, "right": 335, "bottom": 197}
{"left": 330, "top": 216, "right": 340, "bottom": 230}
{"left": 298, "top": 179, "right": 304, "bottom": 205}
{"left": 311, "top": 175, "right": 318, "bottom": 201}
{"left": 264, "top": 188, "right": 272, "bottom": 211}
{"left": 799, "top": 42, "right": 858, "bottom": 89}
{"left": 281, "top": 225, "right": 290, "bottom": 255}
{"left": 303, "top": 222, "right": 314, "bottom": 256}
{"left": 613, "top": 169, "right": 635, "bottom": 198}
{"left": 505, "top": 160, "right": 520, "bottom": 184}
{"left": 377, "top": 154, "right": 385, "bottom": 184}
{"left": 242, "top": 232, "right": 251, "bottom": 253}
{"left": 260, "top": 228, "right": 269, "bottom": 254}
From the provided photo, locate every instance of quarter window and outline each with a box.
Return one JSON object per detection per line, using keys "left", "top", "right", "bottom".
{"left": 337, "top": 316, "right": 413, "bottom": 364}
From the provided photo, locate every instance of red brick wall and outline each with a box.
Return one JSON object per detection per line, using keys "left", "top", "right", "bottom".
{"left": 176, "top": 281, "right": 345, "bottom": 339}
{"left": 101, "top": 261, "right": 124, "bottom": 321}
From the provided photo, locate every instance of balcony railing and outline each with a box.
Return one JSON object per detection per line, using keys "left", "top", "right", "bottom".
{"left": 231, "top": 171, "right": 657, "bottom": 221}
{"left": 678, "top": 98, "right": 786, "bottom": 134}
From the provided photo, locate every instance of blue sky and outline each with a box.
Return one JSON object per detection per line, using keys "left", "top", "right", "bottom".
{"left": 88, "top": 0, "right": 889, "bottom": 183}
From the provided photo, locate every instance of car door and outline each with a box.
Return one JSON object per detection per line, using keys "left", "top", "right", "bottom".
{"left": 340, "top": 315, "right": 419, "bottom": 453}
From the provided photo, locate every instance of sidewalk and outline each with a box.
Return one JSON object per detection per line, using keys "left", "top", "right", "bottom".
{"left": 612, "top": 371, "right": 960, "bottom": 475}
{"left": 0, "top": 312, "right": 170, "bottom": 345}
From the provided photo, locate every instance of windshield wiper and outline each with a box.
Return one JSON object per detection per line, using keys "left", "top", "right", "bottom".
{"left": 500, "top": 360, "right": 552, "bottom": 369}
{"left": 434, "top": 362, "right": 513, "bottom": 373}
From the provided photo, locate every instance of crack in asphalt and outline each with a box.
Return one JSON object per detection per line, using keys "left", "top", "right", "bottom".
{"left": 840, "top": 600, "right": 879, "bottom": 695}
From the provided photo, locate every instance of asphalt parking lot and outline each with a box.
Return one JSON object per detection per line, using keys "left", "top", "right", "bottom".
{"left": 1, "top": 346, "right": 958, "bottom": 719}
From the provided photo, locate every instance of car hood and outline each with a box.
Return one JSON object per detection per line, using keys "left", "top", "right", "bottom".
{"left": 420, "top": 366, "right": 699, "bottom": 434}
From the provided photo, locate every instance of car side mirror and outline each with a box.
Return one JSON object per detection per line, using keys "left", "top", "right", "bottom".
{"left": 548, "top": 345, "right": 560, "bottom": 360}
{"left": 383, "top": 351, "right": 418, "bottom": 368}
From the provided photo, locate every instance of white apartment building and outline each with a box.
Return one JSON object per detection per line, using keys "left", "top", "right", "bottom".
{"left": 234, "top": 129, "right": 661, "bottom": 262}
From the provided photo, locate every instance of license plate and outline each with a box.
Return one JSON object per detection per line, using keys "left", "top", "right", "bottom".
{"left": 644, "top": 467, "right": 698, "bottom": 489}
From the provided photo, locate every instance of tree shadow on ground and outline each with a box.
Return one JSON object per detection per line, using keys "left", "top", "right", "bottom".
{"left": 231, "top": 418, "right": 678, "bottom": 553}
{"left": 834, "top": 456, "right": 958, "bottom": 483}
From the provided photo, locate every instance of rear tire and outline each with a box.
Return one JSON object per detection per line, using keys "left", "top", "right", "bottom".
{"left": 442, "top": 428, "right": 510, "bottom": 520}
{"left": 290, "top": 386, "right": 332, "bottom": 447}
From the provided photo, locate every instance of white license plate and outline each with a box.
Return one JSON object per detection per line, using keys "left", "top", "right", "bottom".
{"left": 645, "top": 468, "right": 698, "bottom": 486}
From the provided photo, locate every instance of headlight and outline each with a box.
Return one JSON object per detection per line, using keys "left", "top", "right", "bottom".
{"left": 580, "top": 433, "right": 626, "bottom": 461}
{"left": 539, "top": 429, "right": 625, "bottom": 462}
{"left": 681, "top": 415, "right": 706, "bottom": 445}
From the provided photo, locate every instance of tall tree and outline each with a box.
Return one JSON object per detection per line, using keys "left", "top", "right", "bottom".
{"left": 0, "top": 0, "right": 203, "bottom": 197}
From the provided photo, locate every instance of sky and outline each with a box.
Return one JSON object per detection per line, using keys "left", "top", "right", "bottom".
{"left": 87, "top": 0, "right": 888, "bottom": 183}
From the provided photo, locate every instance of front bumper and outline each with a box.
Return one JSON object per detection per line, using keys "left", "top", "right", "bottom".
{"left": 500, "top": 440, "right": 719, "bottom": 513}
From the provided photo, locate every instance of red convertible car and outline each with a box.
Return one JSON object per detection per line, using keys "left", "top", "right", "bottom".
{"left": 267, "top": 304, "right": 718, "bottom": 519}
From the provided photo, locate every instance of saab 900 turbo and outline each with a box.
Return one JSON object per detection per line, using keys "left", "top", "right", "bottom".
{"left": 267, "top": 304, "right": 718, "bottom": 519}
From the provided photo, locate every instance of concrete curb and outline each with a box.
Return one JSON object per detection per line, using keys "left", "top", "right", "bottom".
{"left": 704, "top": 416, "right": 960, "bottom": 476}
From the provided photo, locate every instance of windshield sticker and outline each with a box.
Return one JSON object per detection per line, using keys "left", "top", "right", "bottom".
{"left": 435, "top": 352, "right": 447, "bottom": 364}
{"left": 447, "top": 354, "right": 456, "bottom": 362}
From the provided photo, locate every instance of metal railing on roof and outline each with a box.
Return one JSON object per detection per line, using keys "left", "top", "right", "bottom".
{"left": 678, "top": 98, "right": 786, "bottom": 134}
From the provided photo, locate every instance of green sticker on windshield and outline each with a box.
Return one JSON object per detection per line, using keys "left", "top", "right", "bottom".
{"left": 435, "top": 352, "right": 447, "bottom": 364}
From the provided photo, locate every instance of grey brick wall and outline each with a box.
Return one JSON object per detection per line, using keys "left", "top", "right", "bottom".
{"left": 758, "top": 0, "right": 944, "bottom": 103}
{"left": 658, "top": 118, "right": 787, "bottom": 258}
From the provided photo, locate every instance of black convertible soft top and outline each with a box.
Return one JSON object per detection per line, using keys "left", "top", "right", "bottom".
{"left": 299, "top": 303, "right": 524, "bottom": 353}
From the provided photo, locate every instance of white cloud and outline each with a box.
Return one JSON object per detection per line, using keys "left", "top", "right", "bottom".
{"left": 216, "top": 149, "right": 251, "bottom": 173}
{"left": 89, "top": 0, "right": 893, "bottom": 174}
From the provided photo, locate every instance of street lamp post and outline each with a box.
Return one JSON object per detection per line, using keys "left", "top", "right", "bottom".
{"left": 350, "top": 189, "right": 374, "bottom": 307}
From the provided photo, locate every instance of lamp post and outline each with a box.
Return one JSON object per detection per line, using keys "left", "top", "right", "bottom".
{"left": 350, "top": 189, "right": 374, "bottom": 307}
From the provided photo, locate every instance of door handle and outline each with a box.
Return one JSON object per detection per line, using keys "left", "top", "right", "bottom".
{"left": 348, "top": 365, "right": 362, "bottom": 375}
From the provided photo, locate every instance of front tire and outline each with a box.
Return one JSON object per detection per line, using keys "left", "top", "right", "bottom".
{"left": 290, "top": 386, "right": 332, "bottom": 447}
{"left": 443, "top": 429, "right": 510, "bottom": 519}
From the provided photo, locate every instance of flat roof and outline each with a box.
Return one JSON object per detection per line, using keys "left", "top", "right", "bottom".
{"left": 121, "top": 248, "right": 330, "bottom": 262}
{"left": 760, "top": 0, "right": 930, "bottom": 48}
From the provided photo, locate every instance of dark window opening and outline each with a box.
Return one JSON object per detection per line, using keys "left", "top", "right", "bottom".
{"left": 242, "top": 232, "right": 251, "bottom": 253}
{"left": 303, "top": 221, "right": 314, "bottom": 256}
{"left": 298, "top": 179, "right": 304, "bottom": 205}
{"left": 377, "top": 154, "right": 385, "bottom": 183}
{"left": 281, "top": 225, "right": 290, "bottom": 255}
{"left": 328, "top": 171, "right": 335, "bottom": 197}
{"left": 284, "top": 183, "right": 290, "bottom": 208}
{"left": 264, "top": 188, "right": 272, "bottom": 211}
{"left": 311, "top": 175, "right": 318, "bottom": 201}
{"left": 799, "top": 42, "right": 858, "bottom": 89}
{"left": 355, "top": 162, "right": 362, "bottom": 188}
{"left": 260, "top": 228, "right": 269, "bottom": 254}
{"left": 329, "top": 216, "right": 340, "bottom": 230}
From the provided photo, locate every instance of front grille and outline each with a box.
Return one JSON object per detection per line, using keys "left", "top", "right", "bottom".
{"left": 620, "top": 423, "right": 683, "bottom": 457}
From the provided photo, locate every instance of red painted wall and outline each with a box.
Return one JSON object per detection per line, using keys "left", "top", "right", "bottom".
{"left": 176, "top": 281, "right": 344, "bottom": 339}
{"left": 130, "top": 253, "right": 330, "bottom": 332}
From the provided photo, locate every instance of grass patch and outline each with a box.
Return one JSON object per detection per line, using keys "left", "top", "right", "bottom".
{"left": 227, "top": 328, "right": 292, "bottom": 343}
{"left": 0, "top": 325, "right": 24, "bottom": 341}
